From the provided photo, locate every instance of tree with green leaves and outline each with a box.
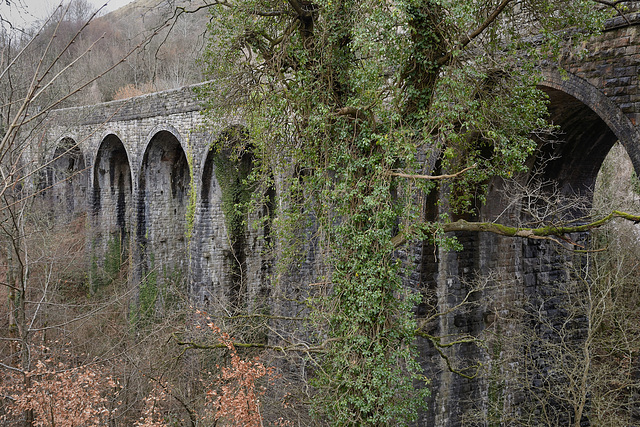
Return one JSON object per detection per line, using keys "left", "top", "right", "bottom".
{"left": 197, "top": 1, "right": 624, "bottom": 425}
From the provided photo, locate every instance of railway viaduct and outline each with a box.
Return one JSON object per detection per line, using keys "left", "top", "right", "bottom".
{"left": 33, "top": 10, "right": 640, "bottom": 426}
{"left": 38, "top": 83, "right": 272, "bottom": 315}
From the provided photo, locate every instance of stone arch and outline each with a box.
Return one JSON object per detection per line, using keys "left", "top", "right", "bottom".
{"left": 190, "top": 126, "right": 252, "bottom": 309}
{"left": 420, "top": 71, "right": 640, "bottom": 427}
{"left": 46, "top": 137, "right": 88, "bottom": 222}
{"left": 508, "top": 70, "right": 640, "bottom": 298}
{"left": 137, "top": 128, "right": 191, "bottom": 285}
{"left": 485, "top": 70, "right": 640, "bottom": 426}
{"left": 93, "top": 133, "right": 132, "bottom": 236}
{"left": 536, "top": 69, "right": 640, "bottom": 197}
{"left": 91, "top": 133, "right": 133, "bottom": 281}
{"left": 144, "top": 124, "right": 184, "bottom": 152}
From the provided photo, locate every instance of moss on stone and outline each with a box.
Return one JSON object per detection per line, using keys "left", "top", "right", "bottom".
{"left": 210, "top": 140, "right": 253, "bottom": 310}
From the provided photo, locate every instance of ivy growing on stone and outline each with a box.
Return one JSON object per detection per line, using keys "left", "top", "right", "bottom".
{"left": 210, "top": 128, "right": 253, "bottom": 311}
{"left": 197, "top": 0, "right": 613, "bottom": 424}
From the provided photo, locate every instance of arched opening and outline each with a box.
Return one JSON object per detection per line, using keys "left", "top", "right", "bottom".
{"left": 480, "top": 76, "right": 640, "bottom": 426}
{"left": 46, "top": 137, "right": 87, "bottom": 223}
{"left": 420, "top": 73, "right": 640, "bottom": 426}
{"left": 137, "top": 130, "right": 191, "bottom": 292}
{"left": 191, "top": 127, "right": 253, "bottom": 310}
{"left": 92, "top": 134, "right": 132, "bottom": 286}
{"left": 533, "top": 70, "right": 640, "bottom": 197}
{"left": 535, "top": 86, "right": 619, "bottom": 198}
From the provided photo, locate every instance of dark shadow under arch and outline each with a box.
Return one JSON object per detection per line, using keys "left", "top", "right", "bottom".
{"left": 193, "top": 126, "right": 252, "bottom": 310}
{"left": 537, "top": 70, "right": 640, "bottom": 196}
{"left": 47, "top": 137, "right": 87, "bottom": 222}
{"left": 93, "top": 134, "right": 132, "bottom": 240}
{"left": 137, "top": 129, "right": 191, "bottom": 280}
{"left": 91, "top": 134, "right": 133, "bottom": 288}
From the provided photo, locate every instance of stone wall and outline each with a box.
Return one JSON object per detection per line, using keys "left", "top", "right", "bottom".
{"left": 416, "top": 14, "right": 640, "bottom": 425}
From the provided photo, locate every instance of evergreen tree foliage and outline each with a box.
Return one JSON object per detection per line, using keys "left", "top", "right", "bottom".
{"left": 198, "top": 1, "right": 614, "bottom": 424}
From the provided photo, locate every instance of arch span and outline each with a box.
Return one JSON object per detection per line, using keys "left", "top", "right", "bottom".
{"left": 93, "top": 134, "right": 132, "bottom": 234}
{"left": 46, "top": 137, "right": 87, "bottom": 222}
{"left": 190, "top": 126, "right": 251, "bottom": 309}
{"left": 91, "top": 134, "right": 133, "bottom": 283}
{"left": 537, "top": 70, "right": 640, "bottom": 195}
{"left": 137, "top": 129, "right": 191, "bottom": 285}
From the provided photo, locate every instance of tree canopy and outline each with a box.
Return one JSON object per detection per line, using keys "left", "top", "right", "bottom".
{"left": 198, "top": 0, "right": 618, "bottom": 424}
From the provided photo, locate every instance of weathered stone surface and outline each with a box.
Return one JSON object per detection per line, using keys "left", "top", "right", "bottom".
{"left": 417, "top": 15, "right": 640, "bottom": 426}
{"left": 36, "top": 83, "right": 268, "bottom": 309}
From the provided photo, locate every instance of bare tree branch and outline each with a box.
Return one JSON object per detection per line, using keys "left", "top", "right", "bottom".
{"left": 392, "top": 210, "right": 640, "bottom": 248}
{"left": 438, "top": 0, "right": 514, "bottom": 66}
{"left": 389, "top": 164, "right": 477, "bottom": 181}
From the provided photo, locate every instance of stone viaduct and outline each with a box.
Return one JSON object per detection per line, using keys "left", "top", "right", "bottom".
{"left": 38, "top": 84, "right": 271, "bottom": 315}
{"left": 32, "top": 10, "right": 640, "bottom": 426}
